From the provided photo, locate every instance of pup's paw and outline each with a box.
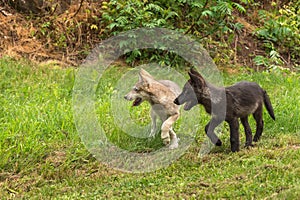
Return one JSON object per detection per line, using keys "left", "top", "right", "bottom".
{"left": 162, "top": 137, "right": 170, "bottom": 146}
{"left": 169, "top": 137, "right": 179, "bottom": 149}
{"left": 215, "top": 139, "right": 222, "bottom": 146}
{"left": 244, "top": 142, "right": 254, "bottom": 148}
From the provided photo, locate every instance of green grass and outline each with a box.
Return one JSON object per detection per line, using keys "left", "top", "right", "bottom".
{"left": 0, "top": 57, "right": 299, "bottom": 199}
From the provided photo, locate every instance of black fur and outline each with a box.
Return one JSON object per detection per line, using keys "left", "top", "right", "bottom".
{"left": 174, "top": 68, "right": 275, "bottom": 152}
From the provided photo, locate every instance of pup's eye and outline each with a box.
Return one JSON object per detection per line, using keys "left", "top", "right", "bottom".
{"left": 133, "top": 87, "right": 139, "bottom": 91}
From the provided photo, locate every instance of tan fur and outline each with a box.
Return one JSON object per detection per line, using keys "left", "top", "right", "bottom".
{"left": 124, "top": 69, "right": 181, "bottom": 149}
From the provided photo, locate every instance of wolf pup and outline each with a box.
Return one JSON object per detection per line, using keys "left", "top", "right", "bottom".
{"left": 124, "top": 69, "right": 181, "bottom": 149}
{"left": 174, "top": 68, "right": 275, "bottom": 152}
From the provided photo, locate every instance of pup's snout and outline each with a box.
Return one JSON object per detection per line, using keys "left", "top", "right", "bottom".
{"left": 174, "top": 98, "right": 180, "bottom": 105}
{"left": 124, "top": 95, "right": 129, "bottom": 100}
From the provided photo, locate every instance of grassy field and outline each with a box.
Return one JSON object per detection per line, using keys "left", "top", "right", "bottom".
{"left": 0, "top": 57, "right": 299, "bottom": 199}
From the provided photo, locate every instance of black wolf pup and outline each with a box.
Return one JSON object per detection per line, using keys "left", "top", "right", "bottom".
{"left": 174, "top": 68, "right": 275, "bottom": 152}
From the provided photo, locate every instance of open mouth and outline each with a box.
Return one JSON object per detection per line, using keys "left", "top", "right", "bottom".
{"left": 132, "top": 97, "right": 143, "bottom": 106}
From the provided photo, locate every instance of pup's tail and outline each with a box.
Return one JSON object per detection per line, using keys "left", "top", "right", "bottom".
{"left": 263, "top": 91, "right": 275, "bottom": 120}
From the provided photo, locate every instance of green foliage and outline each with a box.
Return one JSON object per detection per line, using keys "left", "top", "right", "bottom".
{"left": 253, "top": 50, "right": 286, "bottom": 72}
{"left": 101, "top": 0, "right": 172, "bottom": 32}
{"left": 102, "top": 0, "right": 247, "bottom": 36}
{"left": 101, "top": 0, "right": 248, "bottom": 66}
{"left": 101, "top": 0, "right": 178, "bottom": 65}
{"left": 255, "top": 1, "right": 300, "bottom": 68}
{"left": 4, "top": 1, "right": 298, "bottom": 70}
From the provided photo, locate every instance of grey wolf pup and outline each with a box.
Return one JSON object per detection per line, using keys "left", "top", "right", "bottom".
{"left": 174, "top": 68, "right": 275, "bottom": 152}
{"left": 124, "top": 69, "right": 181, "bottom": 149}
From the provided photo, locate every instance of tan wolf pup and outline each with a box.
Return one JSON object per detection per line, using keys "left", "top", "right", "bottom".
{"left": 124, "top": 69, "right": 181, "bottom": 149}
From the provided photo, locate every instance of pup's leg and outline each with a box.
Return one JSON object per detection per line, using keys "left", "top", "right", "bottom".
{"left": 240, "top": 116, "right": 253, "bottom": 147}
{"left": 253, "top": 105, "right": 264, "bottom": 142}
{"left": 228, "top": 118, "right": 240, "bottom": 152}
{"left": 161, "top": 114, "right": 179, "bottom": 146}
{"left": 168, "top": 127, "right": 179, "bottom": 149}
{"left": 205, "top": 118, "right": 223, "bottom": 146}
{"left": 149, "top": 109, "right": 157, "bottom": 138}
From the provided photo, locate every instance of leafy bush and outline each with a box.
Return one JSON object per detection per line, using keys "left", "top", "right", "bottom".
{"left": 253, "top": 50, "right": 285, "bottom": 72}
{"left": 101, "top": 0, "right": 179, "bottom": 65}
{"left": 101, "top": 0, "right": 248, "bottom": 66}
{"left": 255, "top": 1, "right": 300, "bottom": 69}
{"left": 101, "top": 0, "right": 174, "bottom": 33}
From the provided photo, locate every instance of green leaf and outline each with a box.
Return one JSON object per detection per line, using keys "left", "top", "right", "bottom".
{"left": 232, "top": 2, "right": 246, "bottom": 13}
{"left": 201, "top": 10, "right": 213, "bottom": 17}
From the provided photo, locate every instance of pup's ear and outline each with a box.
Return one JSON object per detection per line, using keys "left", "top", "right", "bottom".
{"left": 190, "top": 68, "right": 200, "bottom": 75}
{"left": 188, "top": 69, "right": 206, "bottom": 87}
{"left": 190, "top": 68, "right": 204, "bottom": 78}
{"left": 140, "top": 69, "right": 153, "bottom": 77}
{"left": 138, "top": 69, "right": 154, "bottom": 87}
